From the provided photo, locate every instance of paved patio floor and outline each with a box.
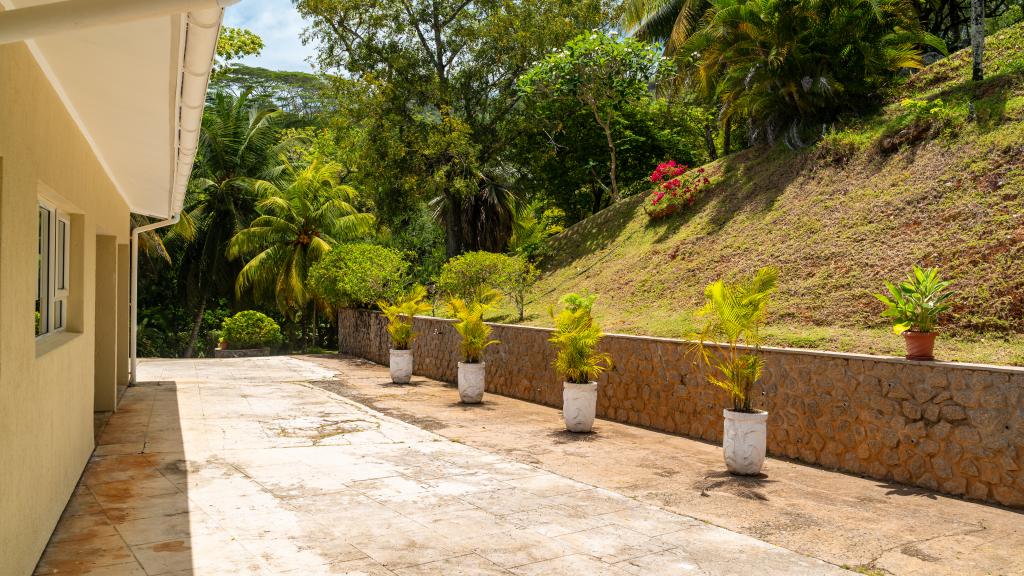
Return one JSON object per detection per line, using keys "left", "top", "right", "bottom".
{"left": 302, "top": 355, "right": 1024, "bottom": 576}
{"left": 37, "top": 357, "right": 851, "bottom": 575}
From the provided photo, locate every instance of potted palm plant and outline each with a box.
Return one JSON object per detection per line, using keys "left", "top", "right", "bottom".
{"left": 549, "top": 293, "right": 613, "bottom": 433}
{"left": 448, "top": 292, "right": 501, "bottom": 404}
{"left": 691, "top": 267, "right": 778, "bottom": 476}
{"left": 377, "top": 285, "right": 431, "bottom": 384}
{"left": 874, "top": 266, "right": 954, "bottom": 361}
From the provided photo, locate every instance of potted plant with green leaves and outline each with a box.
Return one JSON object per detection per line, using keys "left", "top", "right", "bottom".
{"left": 874, "top": 266, "right": 954, "bottom": 361}
{"left": 448, "top": 291, "right": 501, "bottom": 404}
{"left": 691, "top": 267, "right": 778, "bottom": 475}
{"left": 378, "top": 285, "right": 431, "bottom": 384}
{"left": 549, "top": 293, "right": 613, "bottom": 433}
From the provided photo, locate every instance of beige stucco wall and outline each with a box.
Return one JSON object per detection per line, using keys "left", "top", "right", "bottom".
{"left": 0, "top": 41, "right": 131, "bottom": 575}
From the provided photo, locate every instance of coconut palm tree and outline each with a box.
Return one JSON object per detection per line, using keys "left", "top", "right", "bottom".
{"left": 228, "top": 159, "right": 374, "bottom": 342}
{"left": 173, "top": 91, "right": 285, "bottom": 357}
{"left": 622, "top": 0, "right": 708, "bottom": 56}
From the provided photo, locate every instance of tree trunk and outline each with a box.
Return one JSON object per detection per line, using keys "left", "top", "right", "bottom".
{"left": 589, "top": 102, "right": 619, "bottom": 203}
{"left": 970, "top": 0, "right": 985, "bottom": 81}
{"left": 183, "top": 299, "right": 206, "bottom": 359}
{"left": 311, "top": 306, "right": 319, "bottom": 350}
{"left": 723, "top": 116, "right": 733, "bottom": 155}
{"left": 704, "top": 122, "right": 719, "bottom": 161}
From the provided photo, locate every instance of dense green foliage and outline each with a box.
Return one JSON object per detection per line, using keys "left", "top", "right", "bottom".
{"left": 228, "top": 160, "right": 374, "bottom": 318}
{"left": 138, "top": 4, "right": 1024, "bottom": 365}
{"left": 519, "top": 32, "right": 664, "bottom": 202}
{"left": 221, "top": 310, "right": 284, "bottom": 349}
{"left": 436, "top": 252, "right": 539, "bottom": 318}
{"left": 679, "top": 0, "right": 946, "bottom": 146}
{"left": 309, "top": 244, "right": 410, "bottom": 309}
{"left": 294, "top": 0, "right": 615, "bottom": 256}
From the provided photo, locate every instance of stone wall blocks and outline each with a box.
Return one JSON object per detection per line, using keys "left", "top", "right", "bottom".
{"left": 901, "top": 402, "right": 923, "bottom": 421}
{"left": 918, "top": 438, "right": 940, "bottom": 456}
{"left": 941, "top": 405, "right": 968, "bottom": 422}
{"left": 912, "top": 381, "right": 937, "bottom": 403}
{"left": 941, "top": 477, "right": 967, "bottom": 495}
{"left": 887, "top": 381, "right": 913, "bottom": 400}
{"left": 916, "top": 473, "right": 939, "bottom": 491}
{"left": 992, "top": 485, "right": 1024, "bottom": 507}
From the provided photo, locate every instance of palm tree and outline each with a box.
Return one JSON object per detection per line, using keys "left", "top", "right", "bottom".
{"left": 228, "top": 159, "right": 374, "bottom": 343}
{"left": 622, "top": 0, "right": 709, "bottom": 56}
{"left": 174, "top": 91, "right": 284, "bottom": 357}
{"left": 679, "top": 0, "right": 945, "bottom": 146}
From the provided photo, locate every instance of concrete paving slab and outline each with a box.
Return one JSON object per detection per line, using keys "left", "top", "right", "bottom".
{"left": 36, "top": 357, "right": 852, "bottom": 575}
{"left": 306, "top": 354, "right": 1024, "bottom": 576}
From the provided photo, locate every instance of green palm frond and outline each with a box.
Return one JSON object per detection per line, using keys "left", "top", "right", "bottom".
{"left": 228, "top": 157, "right": 375, "bottom": 318}
{"left": 689, "top": 267, "right": 777, "bottom": 412}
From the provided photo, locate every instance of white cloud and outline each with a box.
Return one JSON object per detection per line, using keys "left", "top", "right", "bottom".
{"left": 223, "top": 0, "right": 317, "bottom": 72}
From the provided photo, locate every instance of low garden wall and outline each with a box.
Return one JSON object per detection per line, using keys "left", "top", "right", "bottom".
{"left": 338, "top": 309, "right": 1024, "bottom": 508}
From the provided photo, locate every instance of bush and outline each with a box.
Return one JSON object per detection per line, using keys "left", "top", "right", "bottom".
{"left": 221, "top": 311, "right": 283, "bottom": 349}
{"left": 436, "top": 251, "right": 539, "bottom": 320}
{"left": 309, "top": 243, "right": 410, "bottom": 309}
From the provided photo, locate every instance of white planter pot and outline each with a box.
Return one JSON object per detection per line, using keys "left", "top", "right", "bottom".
{"left": 457, "top": 362, "right": 485, "bottom": 404}
{"left": 389, "top": 349, "right": 413, "bottom": 384}
{"left": 562, "top": 382, "right": 598, "bottom": 432}
{"left": 723, "top": 409, "right": 768, "bottom": 475}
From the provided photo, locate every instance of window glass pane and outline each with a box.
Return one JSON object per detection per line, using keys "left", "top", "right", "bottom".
{"left": 36, "top": 206, "right": 50, "bottom": 336}
{"left": 57, "top": 219, "right": 67, "bottom": 291}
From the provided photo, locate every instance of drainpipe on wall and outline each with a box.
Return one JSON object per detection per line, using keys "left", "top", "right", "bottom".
{"left": 130, "top": 214, "right": 179, "bottom": 385}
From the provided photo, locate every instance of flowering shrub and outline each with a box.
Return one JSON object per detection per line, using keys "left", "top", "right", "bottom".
{"left": 643, "top": 161, "right": 710, "bottom": 219}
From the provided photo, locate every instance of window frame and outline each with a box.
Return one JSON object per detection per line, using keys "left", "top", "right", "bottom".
{"left": 36, "top": 199, "right": 70, "bottom": 338}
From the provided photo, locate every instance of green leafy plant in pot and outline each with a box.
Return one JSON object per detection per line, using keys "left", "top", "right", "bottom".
{"left": 549, "top": 293, "right": 613, "bottom": 433}
{"left": 448, "top": 290, "right": 501, "bottom": 404}
{"left": 873, "top": 266, "right": 954, "bottom": 361}
{"left": 377, "top": 285, "right": 431, "bottom": 384}
{"left": 691, "top": 267, "right": 778, "bottom": 475}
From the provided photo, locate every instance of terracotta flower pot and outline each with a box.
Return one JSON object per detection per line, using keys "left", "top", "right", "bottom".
{"left": 903, "top": 331, "right": 936, "bottom": 361}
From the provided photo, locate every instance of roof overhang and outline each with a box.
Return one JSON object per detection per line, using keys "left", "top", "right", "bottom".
{"left": 0, "top": 0, "right": 234, "bottom": 218}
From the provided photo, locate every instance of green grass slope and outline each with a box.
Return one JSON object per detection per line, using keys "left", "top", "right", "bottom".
{"left": 515, "top": 23, "right": 1024, "bottom": 365}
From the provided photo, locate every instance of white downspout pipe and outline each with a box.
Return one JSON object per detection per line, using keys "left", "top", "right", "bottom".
{"left": 130, "top": 214, "right": 179, "bottom": 385}
{"left": 0, "top": 0, "right": 240, "bottom": 45}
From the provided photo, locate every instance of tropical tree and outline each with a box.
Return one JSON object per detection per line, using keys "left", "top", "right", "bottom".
{"left": 679, "top": 0, "right": 946, "bottom": 147}
{"left": 174, "top": 91, "right": 284, "bottom": 357}
{"left": 519, "top": 32, "right": 663, "bottom": 203}
{"left": 228, "top": 159, "right": 374, "bottom": 341}
{"left": 295, "top": 0, "right": 613, "bottom": 256}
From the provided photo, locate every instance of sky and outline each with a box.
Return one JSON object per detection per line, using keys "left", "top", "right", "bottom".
{"left": 223, "top": 0, "right": 317, "bottom": 72}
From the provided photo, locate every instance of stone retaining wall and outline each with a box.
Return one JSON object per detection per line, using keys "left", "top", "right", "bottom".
{"left": 338, "top": 309, "right": 1024, "bottom": 508}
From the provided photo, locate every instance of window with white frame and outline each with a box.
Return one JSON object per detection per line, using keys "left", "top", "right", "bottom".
{"left": 36, "top": 200, "right": 70, "bottom": 337}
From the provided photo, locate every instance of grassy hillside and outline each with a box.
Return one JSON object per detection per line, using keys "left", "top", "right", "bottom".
{"left": 509, "top": 23, "right": 1024, "bottom": 365}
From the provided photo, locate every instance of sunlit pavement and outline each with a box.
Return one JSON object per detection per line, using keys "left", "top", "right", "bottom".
{"left": 37, "top": 356, "right": 851, "bottom": 575}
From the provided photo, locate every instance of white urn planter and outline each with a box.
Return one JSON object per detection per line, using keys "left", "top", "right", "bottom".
{"left": 389, "top": 349, "right": 413, "bottom": 384}
{"left": 562, "top": 382, "right": 598, "bottom": 432}
{"left": 722, "top": 409, "right": 768, "bottom": 475}
{"left": 457, "top": 362, "right": 485, "bottom": 404}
